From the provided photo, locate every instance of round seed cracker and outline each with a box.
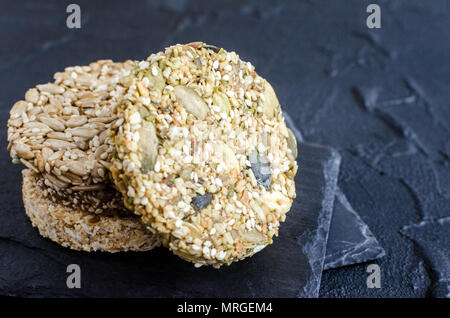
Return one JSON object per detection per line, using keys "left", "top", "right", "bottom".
{"left": 112, "top": 43, "right": 298, "bottom": 267}
{"left": 8, "top": 60, "right": 134, "bottom": 214}
{"left": 22, "top": 169, "right": 161, "bottom": 253}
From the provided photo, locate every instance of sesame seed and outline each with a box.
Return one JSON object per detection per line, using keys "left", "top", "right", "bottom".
{"left": 139, "top": 61, "right": 149, "bottom": 69}
{"left": 151, "top": 65, "right": 158, "bottom": 76}
{"left": 216, "top": 251, "right": 226, "bottom": 260}
{"left": 127, "top": 186, "right": 135, "bottom": 197}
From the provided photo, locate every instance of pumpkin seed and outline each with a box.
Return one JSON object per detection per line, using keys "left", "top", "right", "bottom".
{"left": 212, "top": 91, "right": 231, "bottom": 115}
{"left": 286, "top": 128, "right": 298, "bottom": 160}
{"left": 145, "top": 66, "right": 165, "bottom": 94}
{"left": 194, "top": 57, "right": 202, "bottom": 68}
{"left": 213, "top": 142, "right": 239, "bottom": 176}
{"left": 183, "top": 222, "right": 203, "bottom": 239}
{"left": 203, "top": 44, "right": 221, "bottom": 53}
{"left": 138, "top": 120, "right": 158, "bottom": 173}
{"left": 174, "top": 86, "right": 208, "bottom": 120}
{"left": 138, "top": 105, "right": 151, "bottom": 118}
{"left": 241, "top": 230, "right": 267, "bottom": 244}
{"left": 250, "top": 201, "right": 267, "bottom": 223}
{"left": 260, "top": 80, "right": 280, "bottom": 118}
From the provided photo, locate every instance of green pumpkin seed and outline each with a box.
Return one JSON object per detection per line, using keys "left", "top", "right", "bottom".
{"left": 194, "top": 57, "right": 202, "bottom": 68}
{"left": 145, "top": 66, "right": 165, "bottom": 96}
{"left": 212, "top": 91, "right": 231, "bottom": 115}
{"left": 260, "top": 80, "right": 280, "bottom": 119}
{"left": 138, "top": 105, "right": 150, "bottom": 118}
{"left": 286, "top": 128, "right": 298, "bottom": 160}
{"left": 203, "top": 44, "right": 221, "bottom": 53}
{"left": 138, "top": 120, "right": 158, "bottom": 173}
{"left": 241, "top": 230, "right": 267, "bottom": 244}
{"left": 174, "top": 86, "right": 208, "bottom": 120}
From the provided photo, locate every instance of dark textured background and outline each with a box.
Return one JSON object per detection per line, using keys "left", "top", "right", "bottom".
{"left": 1, "top": 0, "right": 449, "bottom": 297}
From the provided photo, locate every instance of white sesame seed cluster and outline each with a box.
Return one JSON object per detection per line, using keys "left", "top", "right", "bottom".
{"left": 112, "top": 43, "right": 298, "bottom": 267}
{"left": 7, "top": 60, "right": 135, "bottom": 214}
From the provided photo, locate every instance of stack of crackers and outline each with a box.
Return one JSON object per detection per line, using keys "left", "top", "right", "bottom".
{"left": 7, "top": 43, "right": 298, "bottom": 268}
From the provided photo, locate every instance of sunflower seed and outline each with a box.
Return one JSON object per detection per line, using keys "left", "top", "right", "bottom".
{"left": 71, "top": 184, "right": 106, "bottom": 191}
{"left": 44, "top": 172, "right": 69, "bottom": 189}
{"left": 66, "top": 161, "right": 88, "bottom": 176}
{"left": 25, "top": 88, "right": 39, "bottom": 103}
{"left": 10, "top": 101, "right": 28, "bottom": 117}
{"left": 39, "top": 116, "right": 65, "bottom": 131}
{"left": 13, "top": 143, "right": 34, "bottom": 160}
{"left": 66, "top": 116, "right": 88, "bottom": 127}
{"left": 68, "top": 127, "right": 99, "bottom": 139}
{"left": 46, "top": 131, "right": 72, "bottom": 141}
{"left": 37, "top": 83, "right": 65, "bottom": 94}
{"left": 45, "top": 139, "right": 75, "bottom": 150}
{"left": 20, "top": 158, "right": 39, "bottom": 173}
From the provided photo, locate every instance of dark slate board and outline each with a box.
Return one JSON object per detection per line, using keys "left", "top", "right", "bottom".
{"left": 324, "top": 188, "right": 385, "bottom": 270}
{"left": 0, "top": 142, "right": 339, "bottom": 297}
{"left": 284, "top": 112, "right": 385, "bottom": 270}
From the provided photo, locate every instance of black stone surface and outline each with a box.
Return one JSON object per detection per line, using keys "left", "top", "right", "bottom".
{"left": 1, "top": 0, "right": 448, "bottom": 297}
{"left": 0, "top": 142, "right": 339, "bottom": 297}
{"left": 401, "top": 218, "right": 450, "bottom": 298}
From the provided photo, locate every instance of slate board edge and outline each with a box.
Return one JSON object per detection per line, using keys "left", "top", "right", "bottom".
{"left": 285, "top": 111, "right": 385, "bottom": 271}
{"left": 296, "top": 142, "right": 341, "bottom": 297}
{"left": 323, "top": 188, "right": 386, "bottom": 270}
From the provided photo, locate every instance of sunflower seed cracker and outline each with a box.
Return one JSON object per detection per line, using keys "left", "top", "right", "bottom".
{"left": 8, "top": 60, "right": 135, "bottom": 214}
